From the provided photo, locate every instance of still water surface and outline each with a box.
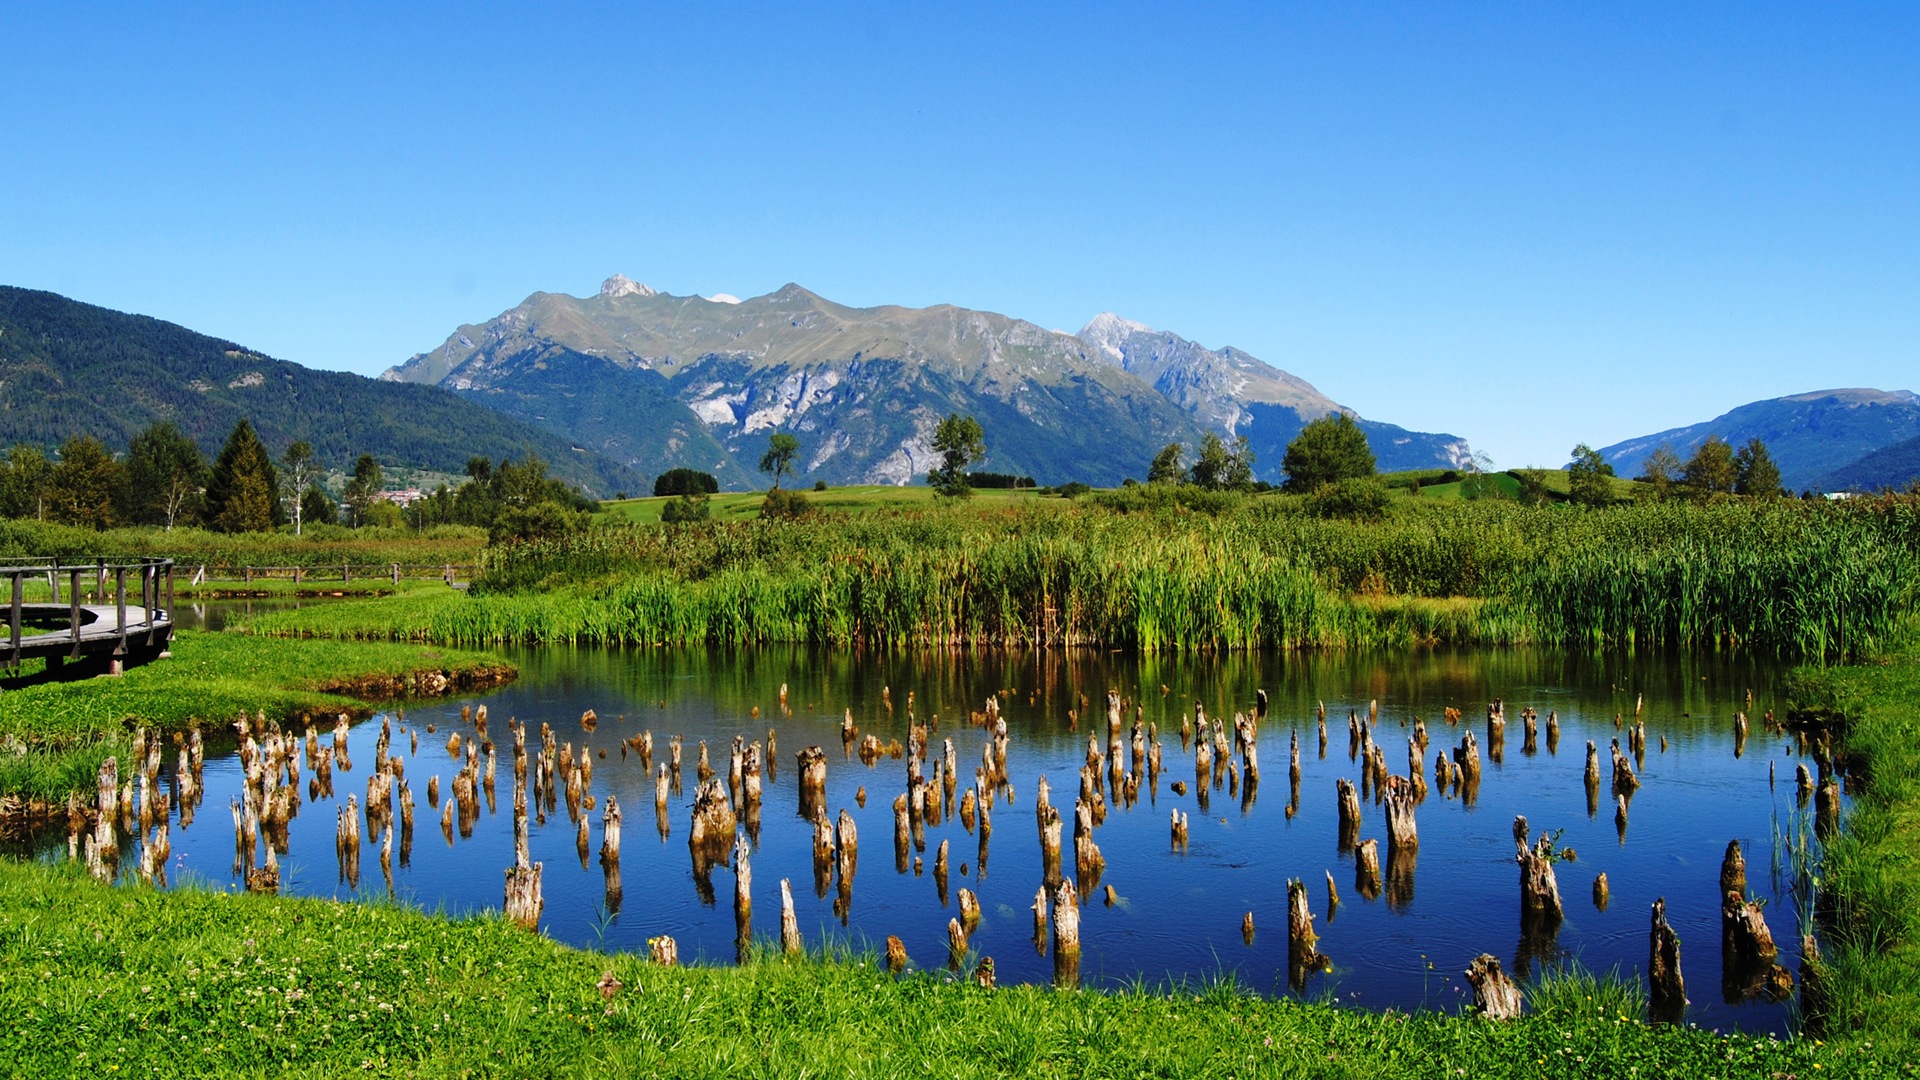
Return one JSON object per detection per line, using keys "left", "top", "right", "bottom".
{"left": 141, "top": 628, "right": 1818, "bottom": 1032}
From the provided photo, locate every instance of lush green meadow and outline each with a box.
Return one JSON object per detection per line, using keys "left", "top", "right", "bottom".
{"left": 1789, "top": 627, "right": 1920, "bottom": 1053}
{"left": 0, "top": 630, "right": 512, "bottom": 809}
{"left": 245, "top": 495, "right": 1919, "bottom": 659}
{"left": 0, "top": 519, "right": 485, "bottom": 571}
{"left": 0, "top": 857, "right": 1881, "bottom": 1079}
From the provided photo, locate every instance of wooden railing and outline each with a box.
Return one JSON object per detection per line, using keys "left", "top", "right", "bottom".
{"left": 0, "top": 557, "right": 174, "bottom": 669}
{"left": 182, "top": 563, "right": 477, "bottom": 587}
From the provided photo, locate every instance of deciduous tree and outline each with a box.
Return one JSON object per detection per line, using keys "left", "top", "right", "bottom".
{"left": 1567, "top": 444, "right": 1616, "bottom": 507}
{"left": 927, "top": 414, "right": 985, "bottom": 498}
{"left": 49, "top": 435, "right": 123, "bottom": 529}
{"left": 125, "top": 422, "right": 206, "bottom": 530}
{"left": 759, "top": 434, "right": 800, "bottom": 490}
{"left": 1282, "top": 414, "right": 1375, "bottom": 493}
{"left": 1147, "top": 443, "right": 1186, "bottom": 485}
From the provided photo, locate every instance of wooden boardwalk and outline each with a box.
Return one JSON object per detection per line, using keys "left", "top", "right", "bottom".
{"left": 2, "top": 559, "right": 174, "bottom": 672}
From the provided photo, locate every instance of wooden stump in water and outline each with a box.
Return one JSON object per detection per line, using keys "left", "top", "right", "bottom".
{"left": 947, "top": 917, "right": 969, "bottom": 972}
{"left": 835, "top": 808, "right": 859, "bottom": 889}
{"left": 893, "top": 794, "right": 911, "bottom": 873}
{"left": 1648, "top": 897, "right": 1687, "bottom": 1024}
{"left": 795, "top": 745, "right": 828, "bottom": 824}
{"left": 503, "top": 860, "right": 543, "bottom": 931}
{"left": 1382, "top": 777, "right": 1418, "bottom": 856}
{"left": 1039, "top": 803, "right": 1064, "bottom": 885}
{"left": 1465, "top": 954, "right": 1522, "bottom": 1020}
{"left": 1052, "top": 880, "right": 1082, "bottom": 988}
{"left": 1815, "top": 777, "right": 1841, "bottom": 840}
{"left": 1336, "top": 777, "right": 1362, "bottom": 854}
{"left": 1170, "top": 809, "right": 1188, "bottom": 852}
{"left": 1286, "top": 878, "right": 1329, "bottom": 991}
{"left": 885, "top": 934, "right": 908, "bottom": 974}
{"left": 1615, "top": 794, "right": 1630, "bottom": 842}
{"left": 1593, "top": 872, "right": 1610, "bottom": 911}
{"left": 1514, "top": 816, "right": 1564, "bottom": 926}
{"left": 780, "top": 878, "right": 803, "bottom": 957}
{"left": 1242, "top": 910, "right": 1256, "bottom": 945}
{"left": 732, "top": 832, "right": 753, "bottom": 964}
{"left": 958, "top": 886, "right": 981, "bottom": 933}
{"left": 688, "top": 777, "right": 736, "bottom": 865}
{"left": 1354, "top": 838, "right": 1382, "bottom": 900}
{"left": 649, "top": 935, "right": 679, "bottom": 966}
{"left": 1610, "top": 738, "right": 1640, "bottom": 794}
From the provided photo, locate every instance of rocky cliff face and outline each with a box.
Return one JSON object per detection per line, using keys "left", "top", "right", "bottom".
{"left": 384, "top": 276, "right": 1470, "bottom": 487}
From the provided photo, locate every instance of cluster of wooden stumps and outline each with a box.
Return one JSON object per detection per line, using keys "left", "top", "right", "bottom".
{"left": 70, "top": 679, "right": 1830, "bottom": 1025}
{"left": 71, "top": 722, "right": 203, "bottom": 888}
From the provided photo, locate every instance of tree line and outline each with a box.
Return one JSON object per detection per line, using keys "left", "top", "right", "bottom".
{"left": 0, "top": 418, "right": 596, "bottom": 540}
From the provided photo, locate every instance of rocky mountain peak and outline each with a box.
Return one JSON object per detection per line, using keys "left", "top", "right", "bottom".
{"left": 598, "top": 274, "right": 657, "bottom": 300}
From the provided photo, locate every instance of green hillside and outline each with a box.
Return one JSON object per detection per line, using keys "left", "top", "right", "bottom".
{"left": 0, "top": 287, "right": 646, "bottom": 496}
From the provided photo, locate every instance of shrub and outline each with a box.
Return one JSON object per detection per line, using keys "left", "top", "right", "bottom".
{"left": 1306, "top": 477, "right": 1392, "bottom": 520}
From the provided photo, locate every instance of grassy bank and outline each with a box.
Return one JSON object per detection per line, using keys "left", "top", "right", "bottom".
{"left": 0, "top": 630, "right": 514, "bottom": 809}
{"left": 245, "top": 497, "right": 1919, "bottom": 657}
{"left": 0, "top": 859, "right": 1874, "bottom": 1079}
{"left": 0, "top": 519, "right": 485, "bottom": 569}
{"left": 1790, "top": 626, "right": 1920, "bottom": 1053}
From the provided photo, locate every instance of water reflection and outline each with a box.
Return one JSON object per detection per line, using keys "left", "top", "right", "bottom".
{"left": 73, "top": 641, "right": 1822, "bottom": 1033}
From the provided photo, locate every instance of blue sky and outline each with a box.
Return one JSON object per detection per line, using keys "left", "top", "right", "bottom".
{"left": 4, "top": 3, "right": 1916, "bottom": 468}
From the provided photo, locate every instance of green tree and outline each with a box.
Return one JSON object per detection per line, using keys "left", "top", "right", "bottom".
{"left": 124, "top": 422, "right": 206, "bottom": 530}
{"left": 1733, "top": 438, "right": 1783, "bottom": 497}
{"left": 1281, "top": 414, "right": 1375, "bottom": 493}
{"left": 204, "top": 419, "right": 282, "bottom": 533}
{"left": 1513, "top": 469, "right": 1552, "bottom": 506}
{"left": 1459, "top": 451, "right": 1505, "bottom": 501}
{"left": 759, "top": 434, "right": 801, "bottom": 490}
{"left": 0, "top": 444, "right": 53, "bottom": 520}
{"left": 343, "top": 454, "right": 384, "bottom": 527}
{"left": 49, "top": 435, "right": 123, "bottom": 529}
{"left": 1147, "top": 443, "right": 1186, "bottom": 484}
{"left": 1567, "top": 444, "right": 1616, "bottom": 507}
{"left": 1681, "top": 436, "right": 1738, "bottom": 499}
{"left": 281, "top": 440, "right": 321, "bottom": 536}
{"left": 1190, "top": 433, "right": 1255, "bottom": 491}
{"left": 301, "top": 486, "right": 338, "bottom": 527}
{"left": 661, "top": 490, "right": 712, "bottom": 524}
{"left": 927, "top": 414, "right": 986, "bottom": 498}
{"left": 1637, "top": 444, "right": 1683, "bottom": 500}
{"left": 654, "top": 468, "right": 719, "bottom": 497}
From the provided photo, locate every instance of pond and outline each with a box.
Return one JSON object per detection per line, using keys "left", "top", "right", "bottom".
{"left": 97, "top": 641, "right": 1827, "bottom": 1032}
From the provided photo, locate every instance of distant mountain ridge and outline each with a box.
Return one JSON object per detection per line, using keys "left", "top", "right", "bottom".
{"left": 0, "top": 286, "right": 646, "bottom": 495}
{"left": 383, "top": 276, "right": 1472, "bottom": 487}
{"left": 1596, "top": 388, "right": 1920, "bottom": 492}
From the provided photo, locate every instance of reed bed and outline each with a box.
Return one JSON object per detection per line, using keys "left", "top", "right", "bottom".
{"left": 248, "top": 496, "right": 1919, "bottom": 659}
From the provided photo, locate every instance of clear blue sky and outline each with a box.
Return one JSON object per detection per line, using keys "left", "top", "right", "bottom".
{"left": 4, "top": 3, "right": 1916, "bottom": 468}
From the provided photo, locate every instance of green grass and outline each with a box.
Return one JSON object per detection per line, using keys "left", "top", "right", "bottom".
{"left": 0, "top": 630, "right": 513, "bottom": 806}
{"left": 0, "top": 518, "right": 485, "bottom": 570}
{"left": 0, "top": 858, "right": 1879, "bottom": 1079}
{"left": 1789, "top": 624, "right": 1920, "bottom": 1054}
{"left": 247, "top": 496, "right": 1920, "bottom": 658}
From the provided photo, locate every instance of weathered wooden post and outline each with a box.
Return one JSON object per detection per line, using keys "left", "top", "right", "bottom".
{"left": 780, "top": 878, "right": 803, "bottom": 957}
{"left": 885, "top": 935, "right": 908, "bottom": 974}
{"left": 1052, "top": 880, "right": 1081, "bottom": 988}
{"left": 1593, "top": 872, "right": 1610, "bottom": 911}
{"left": 1514, "top": 816, "right": 1564, "bottom": 927}
{"left": 1649, "top": 897, "right": 1686, "bottom": 1024}
{"left": 947, "top": 917, "right": 969, "bottom": 972}
{"left": 733, "top": 832, "right": 753, "bottom": 964}
{"left": 688, "top": 776, "right": 736, "bottom": 868}
{"left": 1354, "top": 838, "right": 1382, "bottom": 900}
{"left": 1286, "top": 878, "right": 1329, "bottom": 991}
{"left": 1336, "top": 777, "right": 1361, "bottom": 853}
{"left": 1465, "top": 954, "right": 1522, "bottom": 1020}
{"left": 892, "top": 793, "right": 911, "bottom": 874}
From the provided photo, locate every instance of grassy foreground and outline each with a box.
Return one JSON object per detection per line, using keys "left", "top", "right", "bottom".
{"left": 0, "top": 859, "right": 1877, "bottom": 1080}
{"left": 0, "top": 630, "right": 513, "bottom": 809}
{"left": 1790, "top": 627, "right": 1920, "bottom": 1053}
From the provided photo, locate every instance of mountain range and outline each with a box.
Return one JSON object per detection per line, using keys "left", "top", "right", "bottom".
{"left": 0, "top": 286, "right": 645, "bottom": 495}
{"left": 381, "top": 276, "right": 1473, "bottom": 488}
{"left": 1596, "top": 388, "right": 1920, "bottom": 492}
